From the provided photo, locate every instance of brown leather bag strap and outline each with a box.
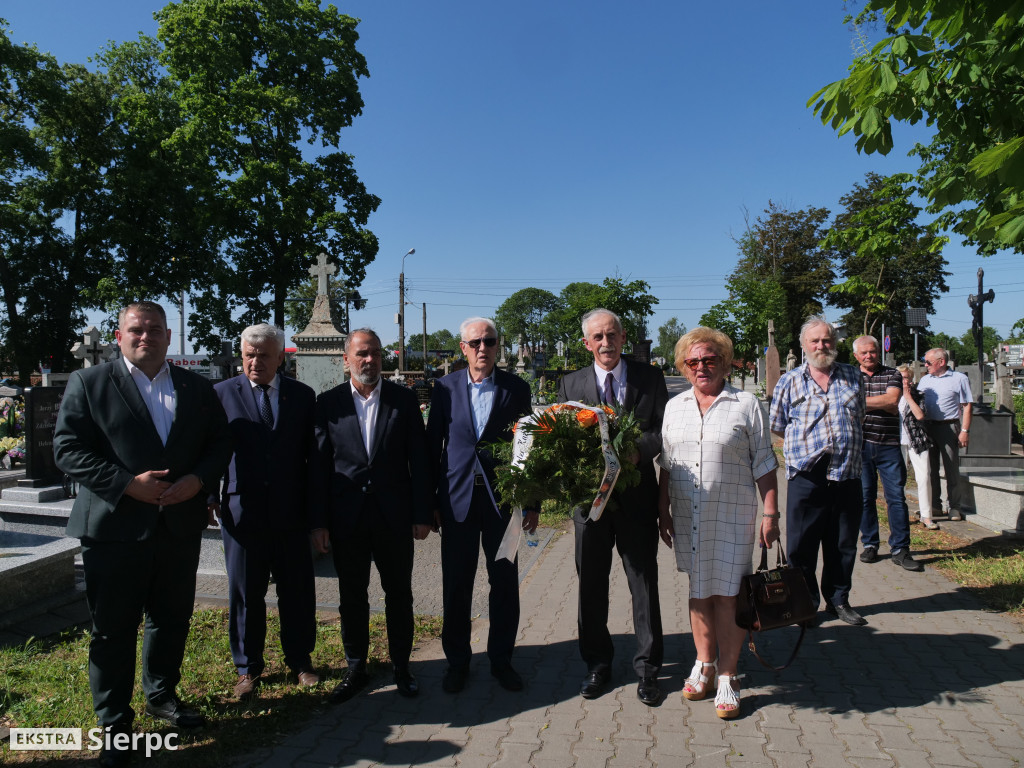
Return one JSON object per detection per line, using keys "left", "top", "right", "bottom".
{"left": 745, "top": 625, "right": 807, "bottom": 671}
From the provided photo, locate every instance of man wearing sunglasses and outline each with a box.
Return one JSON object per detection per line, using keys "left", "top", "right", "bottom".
{"left": 917, "top": 348, "right": 973, "bottom": 522}
{"left": 427, "top": 317, "right": 537, "bottom": 694}
{"left": 556, "top": 308, "right": 668, "bottom": 705}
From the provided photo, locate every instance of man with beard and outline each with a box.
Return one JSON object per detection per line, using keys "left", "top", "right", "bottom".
{"left": 770, "top": 317, "right": 868, "bottom": 626}
{"left": 556, "top": 308, "right": 667, "bottom": 705}
{"left": 311, "top": 329, "right": 433, "bottom": 702}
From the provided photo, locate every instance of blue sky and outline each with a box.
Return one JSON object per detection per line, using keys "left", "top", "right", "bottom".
{"left": 4, "top": 1, "right": 1021, "bottom": 353}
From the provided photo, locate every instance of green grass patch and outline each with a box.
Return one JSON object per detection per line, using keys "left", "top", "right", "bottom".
{"left": 0, "top": 609, "right": 442, "bottom": 765}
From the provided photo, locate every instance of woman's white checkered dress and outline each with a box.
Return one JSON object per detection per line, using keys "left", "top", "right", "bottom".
{"left": 658, "top": 384, "right": 777, "bottom": 599}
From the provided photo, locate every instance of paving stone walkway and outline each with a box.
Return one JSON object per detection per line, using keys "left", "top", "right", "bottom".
{"left": 235, "top": 468, "right": 1024, "bottom": 768}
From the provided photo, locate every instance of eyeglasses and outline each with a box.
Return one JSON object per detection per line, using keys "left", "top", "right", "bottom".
{"left": 463, "top": 337, "right": 497, "bottom": 349}
{"left": 923, "top": 360, "right": 935, "bottom": 366}
{"left": 683, "top": 355, "right": 720, "bottom": 370}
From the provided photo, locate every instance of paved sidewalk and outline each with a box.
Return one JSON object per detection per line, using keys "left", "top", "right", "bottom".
{"left": 236, "top": 471, "right": 1024, "bottom": 768}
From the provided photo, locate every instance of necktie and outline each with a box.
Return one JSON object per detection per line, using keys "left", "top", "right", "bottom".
{"left": 257, "top": 384, "right": 274, "bottom": 427}
{"left": 603, "top": 374, "right": 615, "bottom": 406}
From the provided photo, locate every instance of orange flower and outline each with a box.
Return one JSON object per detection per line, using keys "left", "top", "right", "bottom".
{"left": 576, "top": 409, "right": 598, "bottom": 428}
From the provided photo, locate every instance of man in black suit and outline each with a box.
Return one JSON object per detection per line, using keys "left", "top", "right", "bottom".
{"left": 54, "top": 301, "right": 231, "bottom": 766}
{"left": 310, "top": 329, "right": 432, "bottom": 703}
{"left": 211, "top": 324, "right": 319, "bottom": 701}
{"left": 426, "top": 317, "right": 537, "bottom": 694}
{"left": 556, "top": 308, "right": 667, "bottom": 705}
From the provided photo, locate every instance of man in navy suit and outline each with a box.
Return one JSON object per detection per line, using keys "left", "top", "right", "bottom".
{"left": 54, "top": 301, "right": 231, "bottom": 767}
{"left": 426, "top": 317, "right": 538, "bottom": 694}
{"left": 211, "top": 324, "right": 319, "bottom": 701}
{"left": 556, "top": 308, "right": 667, "bottom": 705}
{"left": 310, "top": 329, "right": 432, "bottom": 703}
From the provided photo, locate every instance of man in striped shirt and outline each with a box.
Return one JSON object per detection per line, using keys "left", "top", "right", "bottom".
{"left": 770, "top": 317, "right": 868, "bottom": 626}
{"left": 853, "top": 335, "right": 923, "bottom": 572}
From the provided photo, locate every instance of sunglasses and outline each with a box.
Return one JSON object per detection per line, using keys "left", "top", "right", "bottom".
{"left": 464, "top": 337, "right": 497, "bottom": 349}
{"left": 683, "top": 355, "right": 720, "bottom": 370}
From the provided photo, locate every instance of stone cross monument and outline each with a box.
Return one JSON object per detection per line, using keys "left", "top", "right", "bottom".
{"left": 71, "top": 326, "right": 114, "bottom": 367}
{"left": 292, "top": 252, "right": 347, "bottom": 395}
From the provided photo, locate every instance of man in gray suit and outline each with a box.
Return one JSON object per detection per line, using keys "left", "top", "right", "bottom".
{"left": 556, "top": 308, "right": 667, "bottom": 705}
{"left": 54, "top": 301, "right": 231, "bottom": 767}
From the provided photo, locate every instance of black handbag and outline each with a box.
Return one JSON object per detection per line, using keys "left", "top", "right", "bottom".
{"left": 735, "top": 543, "right": 817, "bottom": 670}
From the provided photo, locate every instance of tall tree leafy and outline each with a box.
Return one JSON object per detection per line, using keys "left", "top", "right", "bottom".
{"left": 701, "top": 270, "right": 788, "bottom": 368}
{"left": 157, "top": 0, "right": 380, "bottom": 348}
{"left": 494, "top": 287, "right": 559, "bottom": 359}
{"left": 823, "top": 172, "right": 949, "bottom": 360}
{"left": 652, "top": 317, "right": 687, "bottom": 363}
{"left": 809, "top": 2, "right": 1024, "bottom": 251}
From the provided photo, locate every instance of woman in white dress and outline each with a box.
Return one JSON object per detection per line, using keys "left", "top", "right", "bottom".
{"left": 897, "top": 363, "right": 937, "bottom": 529}
{"left": 657, "top": 327, "right": 779, "bottom": 719}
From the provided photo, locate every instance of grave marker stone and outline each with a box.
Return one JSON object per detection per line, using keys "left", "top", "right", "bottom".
{"left": 22, "top": 387, "right": 65, "bottom": 487}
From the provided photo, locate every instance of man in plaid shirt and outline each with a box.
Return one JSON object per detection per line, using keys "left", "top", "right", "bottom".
{"left": 770, "top": 317, "right": 868, "bottom": 626}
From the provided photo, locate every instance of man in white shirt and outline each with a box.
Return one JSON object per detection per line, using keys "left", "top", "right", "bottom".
{"left": 917, "top": 348, "right": 974, "bottom": 521}
{"left": 311, "top": 329, "right": 433, "bottom": 702}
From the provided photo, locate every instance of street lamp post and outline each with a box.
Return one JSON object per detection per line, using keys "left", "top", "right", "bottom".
{"left": 398, "top": 248, "right": 415, "bottom": 371}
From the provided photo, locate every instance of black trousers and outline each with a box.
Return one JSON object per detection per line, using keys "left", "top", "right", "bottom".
{"left": 574, "top": 502, "right": 663, "bottom": 678}
{"left": 440, "top": 485, "right": 519, "bottom": 670}
{"left": 221, "top": 523, "right": 316, "bottom": 676}
{"left": 80, "top": 517, "right": 201, "bottom": 727}
{"left": 786, "top": 457, "right": 862, "bottom": 609}
{"left": 331, "top": 497, "right": 415, "bottom": 667}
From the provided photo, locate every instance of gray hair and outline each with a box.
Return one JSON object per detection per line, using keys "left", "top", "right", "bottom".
{"left": 241, "top": 323, "right": 285, "bottom": 351}
{"left": 926, "top": 347, "right": 950, "bottom": 364}
{"left": 799, "top": 315, "right": 837, "bottom": 345}
{"left": 581, "top": 308, "right": 623, "bottom": 337}
{"left": 459, "top": 317, "right": 497, "bottom": 340}
{"left": 852, "top": 334, "right": 878, "bottom": 353}
{"left": 345, "top": 328, "right": 382, "bottom": 353}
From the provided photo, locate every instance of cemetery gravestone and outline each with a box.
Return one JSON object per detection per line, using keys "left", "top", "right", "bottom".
{"left": 23, "top": 387, "right": 65, "bottom": 487}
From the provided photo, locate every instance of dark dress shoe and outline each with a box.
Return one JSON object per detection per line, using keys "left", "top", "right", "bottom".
{"left": 295, "top": 667, "right": 320, "bottom": 687}
{"left": 145, "top": 696, "right": 206, "bottom": 728}
{"left": 637, "top": 676, "right": 661, "bottom": 705}
{"left": 580, "top": 668, "right": 610, "bottom": 699}
{"left": 394, "top": 666, "right": 419, "bottom": 697}
{"left": 442, "top": 666, "right": 469, "bottom": 693}
{"left": 329, "top": 666, "right": 369, "bottom": 704}
{"left": 233, "top": 673, "right": 261, "bottom": 700}
{"left": 491, "top": 664, "right": 524, "bottom": 691}
{"left": 826, "top": 602, "right": 868, "bottom": 626}
{"left": 98, "top": 723, "right": 132, "bottom": 767}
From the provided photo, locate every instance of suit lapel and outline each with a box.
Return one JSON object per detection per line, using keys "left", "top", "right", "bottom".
{"left": 236, "top": 374, "right": 262, "bottom": 425}
{"left": 339, "top": 384, "right": 371, "bottom": 461}
{"left": 367, "top": 383, "right": 393, "bottom": 461}
{"left": 622, "top": 360, "right": 639, "bottom": 411}
{"left": 454, "top": 371, "right": 478, "bottom": 442}
{"left": 584, "top": 366, "right": 600, "bottom": 405}
{"left": 482, "top": 371, "right": 510, "bottom": 437}
{"left": 110, "top": 361, "right": 164, "bottom": 446}
{"left": 165, "top": 365, "right": 193, "bottom": 448}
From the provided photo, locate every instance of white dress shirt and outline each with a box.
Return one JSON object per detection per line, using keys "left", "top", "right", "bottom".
{"left": 351, "top": 378, "right": 382, "bottom": 454}
{"left": 124, "top": 358, "right": 175, "bottom": 445}
{"left": 248, "top": 374, "right": 281, "bottom": 427}
{"left": 593, "top": 359, "right": 626, "bottom": 405}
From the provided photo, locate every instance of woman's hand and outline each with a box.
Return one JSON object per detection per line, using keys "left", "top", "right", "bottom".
{"left": 759, "top": 515, "right": 780, "bottom": 548}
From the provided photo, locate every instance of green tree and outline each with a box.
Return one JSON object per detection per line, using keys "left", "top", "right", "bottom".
{"left": 157, "top": 0, "right": 381, "bottom": 348}
{"left": 652, "top": 317, "right": 687, "bottom": 363}
{"left": 494, "top": 287, "right": 558, "bottom": 359}
{"left": 809, "top": 2, "right": 1024, "bottom": 251}
{"left": 958, "top": 325, "right": 1002, "bottom": 369}
{"left": 1009, "top": 319, "right": 1024, "bottom": 343}
{"left": 709, "top": 204, "right": 833, "bottom": 357}
{"left": 823, "top": 172, "right": 949, "bottom": 361}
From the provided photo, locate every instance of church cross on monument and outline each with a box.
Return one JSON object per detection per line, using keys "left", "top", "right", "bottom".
{"left": 310, "top": 252, "right": 336, "bottom": 296}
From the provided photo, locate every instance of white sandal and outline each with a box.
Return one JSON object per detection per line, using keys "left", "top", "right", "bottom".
{"left": 682, "top": 658, "right": 717, "bottom": 701}
{"left": 715, "top": 673, "right": 744, "bottom": 719}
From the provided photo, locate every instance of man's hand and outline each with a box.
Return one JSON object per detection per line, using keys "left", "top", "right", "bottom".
{"left": 311, "top": 528, "right": 330, "bottom": 554}
{"left": 959, "top": 430, "right": 970, "bottom": 448}
{"left": 522, "top": 510, "right": 539, "bottom": 534}
{"left": 158, "top": 474, "right": 203, "bottom": 506}
{"left": 124, "top": 469, "right": 172, "bottom": 504}
{"left": 658, "top": 511, "right": 674, "bottom": 547}
{"left": 207, "top": 501, "right": 221, "bottom": 528}
{"left": 413, "top": 524, "right": 432, "bottom": 540}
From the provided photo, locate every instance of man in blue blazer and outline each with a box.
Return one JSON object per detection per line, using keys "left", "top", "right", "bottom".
{"left": 556, "top": 308, "right": 667, "bottom": 705}
{"left": 310, "top": 329, "right": 433, "bottom": 703}
{"left": 54, "top": 301, "right": 231, "bottom": 766}
{"left": 211, "top": 324, "right": 319, "bottom": 701}
{"left": 426, "top": 317, "right": 537, "bottom": 694}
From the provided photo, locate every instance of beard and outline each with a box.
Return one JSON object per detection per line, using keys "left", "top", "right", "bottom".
{"left": 807, "top": 348, "right": 837, "bottom": 370}
{"left": 352, "top": 369, "right": 380, "bottom": 387}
